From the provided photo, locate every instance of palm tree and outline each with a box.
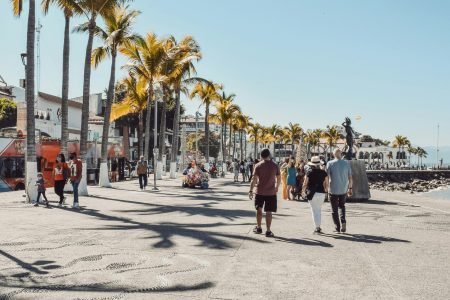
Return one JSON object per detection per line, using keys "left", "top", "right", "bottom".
{"left": 209, "top": 92, "right": 238, "bottom": 161}
{"left": 247, "top": 123, "right": 262, "bottom": 159}
{"left": 416, "top": 147, "right": 428, "bottom": 167}
{"left": 285, "top": 122, "right": 303, "bottom": 155}
{"left": 304, "top": 129, "right": 320, "bottom": 159}
{"left": 12, "top": 0, "right": 37, "bottom": 198}
{"left": 120, "top": 32, "right": 166, "bottom": 160}
{"left": 392, "top": 135, "right": 410, "bottom": 163}
{"left": 189, "top": 81, "right": 221, "bottom": 162}
{"left": 268, "top": 124, "right": 281, "bottom": 162}
{"left": 42, "top": 0, "right": 82, "bottom": 157}
{"left": 74, "top": 0, "right": 130, "bottom": 195}
{"left": 112, "top": 75, "right": 149, "bottom": 157}
{"left": 235, "top": 114, "right": 250, "bottom": 161}
{"left": 165, "top": 36, "right": 202, "bottom": 173}
{"left": 79, "top": 5, "right": 140, "bottom": 187}
{"left": 407, "top": 146, "right": 417, "bottom": 168}
{"left": 321, "top": 125, "right": 342, "bottom": 159}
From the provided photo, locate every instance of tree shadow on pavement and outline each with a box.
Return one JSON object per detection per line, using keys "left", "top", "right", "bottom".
{"left": 274, "top": 237, "right": 334, "bottom": 247}
{"left": 60, "top": 206, "right": 268, "bottom": 250}
{"left": 357, "top": 199, "right": 399, "bottom": 205}
{"left": 321, "top": 233, "right": 410, "bottom": 244}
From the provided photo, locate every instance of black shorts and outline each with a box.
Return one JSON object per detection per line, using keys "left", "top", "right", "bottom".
{"left": 254, "top": 194, "right": 277, "bottom": 212}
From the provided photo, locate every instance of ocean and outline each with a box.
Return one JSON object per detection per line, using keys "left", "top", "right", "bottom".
{"left": 425, "top": 187, "right": 450, "bottom": 200}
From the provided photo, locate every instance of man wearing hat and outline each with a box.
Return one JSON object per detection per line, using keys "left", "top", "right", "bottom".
{"left": 326, "top": 149, "right": 353, "bottom": 233}
{"left": 249, "top": 148, "right": 281, "bottom": 237}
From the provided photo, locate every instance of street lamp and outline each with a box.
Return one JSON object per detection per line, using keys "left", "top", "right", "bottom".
{"left": 153, "top": 97, "right": 163, "bottom": 190}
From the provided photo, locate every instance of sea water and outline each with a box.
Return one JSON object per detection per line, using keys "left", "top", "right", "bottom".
{"left": 426, "top": 187, "right": 450, "bottom": 200}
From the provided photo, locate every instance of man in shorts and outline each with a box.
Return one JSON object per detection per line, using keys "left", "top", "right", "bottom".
{"left": 249, "top": 149, "right": 281, "bottom": 237}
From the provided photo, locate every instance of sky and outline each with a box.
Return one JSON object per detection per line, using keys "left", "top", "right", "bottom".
{"left": 1, "top": 0, "right": 449, "bottom": 148}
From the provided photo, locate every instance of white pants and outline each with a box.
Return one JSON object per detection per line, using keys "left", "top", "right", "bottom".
{"left": 308, "top": 193, "right": 325, "bottom": 228}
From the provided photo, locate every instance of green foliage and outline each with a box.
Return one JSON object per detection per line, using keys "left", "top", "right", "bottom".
{"left": 0, "top": 98, "right": 17, "bottom": 129}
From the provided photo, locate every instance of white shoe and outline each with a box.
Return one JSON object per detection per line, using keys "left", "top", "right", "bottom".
{"left": 72, "top": 202, "right": 79, "bottom": 208}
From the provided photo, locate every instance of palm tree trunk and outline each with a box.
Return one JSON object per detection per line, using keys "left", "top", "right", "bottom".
{"left": 233, "top": 128, "right": 237, "bottom": 160}
{"left": 78, "top": 14, "right": 96, "bottom": 196}
{"left": 170, "top": 88, "right": 181, "bottom": 162}
{"left": 204, "top": 103, "right": 210, "bottom": 162}
{"left": 158, "top": 87, "right": 168, "bottom": 162}
{"left": 240, "top": 130, "right": 244, "bottom": 161}
{"left": 25, "top": 0, "right": 37, "bottom": 201}
{"left": 60, "top": 13, "right": 70, "bottom": 158}
{"left": 170, "top": 87, "right": 181, "bottom": 178}
{"left": 228, "top": 121, "right": 232, "bottom": 161}
{"left": 244, "top": 133, "right": 247, "bottom": 159}
{"left": 99, "top": 51, "right": 116, "bottom": 187}
{"left": 222, "top": 123, "right": 227, "bottom": 161}
{"left": 254, "top": 137, "right": 258, "bottom": 159}
{"left": 138, "top": 112, "right": 143, "bottom": 157}
{"left": 144, "top": 83, "right": 153, "bottom": 160}
{"left": 123, "top": 124, "right": 129, "bottom": 160}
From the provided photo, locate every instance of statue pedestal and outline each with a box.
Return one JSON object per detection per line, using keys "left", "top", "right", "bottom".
{"left": 348, "top": 160, "right": 371, "bottom": 201}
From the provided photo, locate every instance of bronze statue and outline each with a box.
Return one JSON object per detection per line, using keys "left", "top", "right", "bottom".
{"left": 342, "top": 117, "right": 355, "bottom": 160}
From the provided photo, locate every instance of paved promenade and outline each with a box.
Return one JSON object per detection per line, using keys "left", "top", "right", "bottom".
{"left": 0, "top": 176, "right": 449, "bottom": 299}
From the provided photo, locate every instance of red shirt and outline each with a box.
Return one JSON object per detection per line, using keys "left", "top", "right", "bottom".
{"left": 254, "top": 160, "right": 280, "bottom": 196}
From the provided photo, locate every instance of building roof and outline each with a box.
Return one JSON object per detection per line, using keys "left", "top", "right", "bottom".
{"left": 38, "top": 92, "right": 83, "bottom": 109}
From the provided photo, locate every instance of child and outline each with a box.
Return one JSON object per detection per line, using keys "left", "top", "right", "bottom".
{"left": 34, "top": 172, "right": 49, "bottom": 207}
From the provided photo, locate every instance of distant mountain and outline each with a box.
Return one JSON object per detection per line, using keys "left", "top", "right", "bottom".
{"left": 422, "top": 146, "right": 450, "bottom": 166}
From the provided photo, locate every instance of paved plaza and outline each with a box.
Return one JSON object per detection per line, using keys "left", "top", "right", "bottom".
{"left": 0, "top": 176, "right": 449, "bottom": 299}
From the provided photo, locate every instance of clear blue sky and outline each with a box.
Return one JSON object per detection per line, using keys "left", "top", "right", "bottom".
{"left": 1, "top": 0, "right": 449, "bottom": 147}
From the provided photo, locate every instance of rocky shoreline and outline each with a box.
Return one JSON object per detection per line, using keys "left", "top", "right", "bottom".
{"left": 367, "top": 171, "right": 450, "bottom": 193}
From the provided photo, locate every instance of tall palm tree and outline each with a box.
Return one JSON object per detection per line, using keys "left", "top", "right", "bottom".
{"left": 392, "top": 135, "right": 410, "bottom": 163}
{"left": 42, "top": 0, "right": 82, "bottom": 157}
{"left": 120, "top": 32, "right": 166, "bottom": 160}
{"left": 304, "top": 129, "right": 320, "bottom": 159}
{"left": 268, "top": 124, "right": 280, "bottom": 161}
{"left": 227, "top": 104, "right": 241, "bottom": 160}
{"left": 12, "top": 0, "right": 37, "bottom": 198}
{"left": 166, "top": 36, "right": 202, "bottom": 171}
{"left": 79, "top": 5, "right": 140, "bottom": 187}
{"left": 407, "top": 146, "right": 417, "bottom": 167}
{"left": 189, "top": 81, "right": 221, "bottom": 162}
{"left": 74, "top": 0, "right": 130, "bottom": 195}
{"left": 321, "top": 125, "right": 342, "bottom": 159}
{"left": 236, "top": 114, "right": 250, "bottom": 161}
{"left": 247, "top": 122, "right": 262, "bottom": 159}
{"left": 416, "top": 147, "right": 428, "bottom": 167}
{"left": 209, "top": 92, "right": 238, "bottom": 161}
{"left": 285, "top": 122, "right": 303, "bottom": 155}
{"left": 112, "top": 75, "right": 149, "bottom": 157}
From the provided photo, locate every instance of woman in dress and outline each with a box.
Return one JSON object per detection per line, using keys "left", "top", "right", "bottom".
{"left": 286, "top": 161, "right": 297, "bottom": 200}
{"left": 280, "top": 158, "right": 290, "bottom": 200}
{"left": 302, "top": 156, "right": 328, "bottom": 234}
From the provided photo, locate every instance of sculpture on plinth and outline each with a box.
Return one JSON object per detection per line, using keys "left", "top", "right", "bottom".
{"left": 342, "top": 117, "right": 355, "bottom": 160}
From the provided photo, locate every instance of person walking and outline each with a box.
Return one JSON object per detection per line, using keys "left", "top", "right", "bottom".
{"left": 34, "top": 172, "right": 49, "bottom": 207}
{"left": 136, "top": 156, "right": 148, "bottom": 191}
{"left": 54, "top": 153, "right": 69, "bottom": 206}
{"left": 302, "top": 157, "right": 328, "bottom": 234}
{"left": 240, "top": 160, "right": 246, "bottom": 182}
{"left": 244, "top": 159, "right": 250, "bottom": 182}
{"left": 69, "top": 153, "right": 82, "bottom": 209}
{"left": 249, "top": 149, "right": 281, "bottom": 238}
{"left": 233, "top": 159, "right": 240, "bottom": 182}
{"left": 286, "top": 161, "right": 297, "bottom": 200}
{"left": 248, "top": 159, "right": 254, "bottom": 182}
{"left": 280, "top": 158, "right": 289, "bottom": 200}
{"left": 111, "top": 158, "right": 118, "bottom": 182}
{"left": 326, "top": 149, "right": 353, "bottom": 233}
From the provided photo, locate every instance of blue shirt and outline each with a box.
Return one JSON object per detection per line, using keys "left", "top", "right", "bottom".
{"left": 326, "top": 159, "right": 352, "bottom": 195}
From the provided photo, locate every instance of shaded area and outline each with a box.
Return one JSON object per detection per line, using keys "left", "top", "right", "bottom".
{"left": 275, "top": 237, "right": 333, "bottom": 247}
{"left": 0, "top": 250, "right": 57, "bottom": 275}
{"left": 322, "top": 233, "right": 411, "bottom": 244}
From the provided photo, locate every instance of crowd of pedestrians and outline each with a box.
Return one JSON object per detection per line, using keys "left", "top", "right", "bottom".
{"left": 248, "top": 148, "right": 353, "bottom": 237}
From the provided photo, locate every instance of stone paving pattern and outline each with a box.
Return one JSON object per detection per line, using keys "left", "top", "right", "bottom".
{"left": 0, "top": 176, "right": 449, "bottom": 299}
